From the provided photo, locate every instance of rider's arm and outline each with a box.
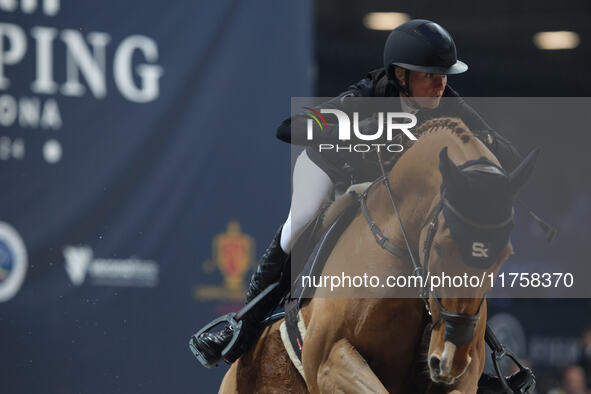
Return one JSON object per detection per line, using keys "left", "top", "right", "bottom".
{"left": 444, "top": 86, "right": 524, "bottom": 171}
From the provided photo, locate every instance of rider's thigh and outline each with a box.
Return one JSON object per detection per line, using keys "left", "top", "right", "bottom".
{"left": 281, "top": 150, "right": 333, "bottom": 251}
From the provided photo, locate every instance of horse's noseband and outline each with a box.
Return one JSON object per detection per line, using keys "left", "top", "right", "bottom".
{"left": 431, "top": 295, "right": 484, "bottom": 346}
{"left": 420, "top": 198, "right": 486, "bottom": 347}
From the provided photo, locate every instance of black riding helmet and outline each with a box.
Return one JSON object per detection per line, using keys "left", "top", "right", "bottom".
{"left": 384, "top": 19, "right": 468, "bottom": 96}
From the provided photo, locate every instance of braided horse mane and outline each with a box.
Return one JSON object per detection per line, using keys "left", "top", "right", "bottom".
{"left": 409, "top": 117, "right": 474, "bottom": 149}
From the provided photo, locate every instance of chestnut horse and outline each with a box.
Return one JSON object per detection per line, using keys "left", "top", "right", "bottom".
{"left": 219, "top": 118, "right": 537, "bottom": 393}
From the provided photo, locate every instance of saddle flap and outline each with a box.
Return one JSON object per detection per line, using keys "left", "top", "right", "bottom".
{"left": 290, "top": 200, "right": 360, "bottom": 302}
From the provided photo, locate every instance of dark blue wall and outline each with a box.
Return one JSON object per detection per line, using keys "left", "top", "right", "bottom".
{"left": 0, "top": 1, "right": 311, "bottom": 392}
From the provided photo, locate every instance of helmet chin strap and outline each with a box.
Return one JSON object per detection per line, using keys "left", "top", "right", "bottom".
{"left": 387, "top": 65, "right": 421, "bottom": 110}
{"left": 404, "top": 69, "right": 411, "bottom": 95}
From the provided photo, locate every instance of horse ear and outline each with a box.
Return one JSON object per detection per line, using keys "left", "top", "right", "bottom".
{"left": 508, "top": 148, "right": 541, "bottom": 195}
{"left": 439, "top": 147, "right": 467, "bottom": 190}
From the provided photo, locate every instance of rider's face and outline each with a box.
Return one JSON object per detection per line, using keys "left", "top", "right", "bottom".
{"left": 408, "top": 71, "right": 447, "bottom": 109}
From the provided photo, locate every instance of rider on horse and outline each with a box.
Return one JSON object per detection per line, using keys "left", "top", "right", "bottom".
{"left": 193, "top": 18, "right": 532, "bottom": 392}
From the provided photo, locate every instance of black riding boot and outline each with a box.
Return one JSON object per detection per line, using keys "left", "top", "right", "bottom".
{"left": 195, "top": 226, "right": 288, "bottom": 365}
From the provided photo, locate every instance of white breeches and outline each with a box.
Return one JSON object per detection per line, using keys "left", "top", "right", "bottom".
{"left": 280, "top": 150, "right": 333, "bottom": 253}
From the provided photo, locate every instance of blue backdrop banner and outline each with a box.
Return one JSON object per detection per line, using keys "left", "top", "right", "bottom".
{"left": 0, "top": 1, "right": 311, "bottom": 392}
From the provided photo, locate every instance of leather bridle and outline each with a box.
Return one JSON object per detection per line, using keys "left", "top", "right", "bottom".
{"left": 358, "top": 152, "right": 513, "bottom": 346}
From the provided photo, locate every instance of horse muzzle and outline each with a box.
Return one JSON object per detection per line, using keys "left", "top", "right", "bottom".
{"left": 428, "top": 341, "right": 471, "bottom": 385}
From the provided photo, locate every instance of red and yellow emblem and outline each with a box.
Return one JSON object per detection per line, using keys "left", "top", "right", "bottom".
{"left": 213, "top": 222, "right": 252, "bottom": 290}
{"left": 195, "top": 222, "right": 255, "bottom": 301}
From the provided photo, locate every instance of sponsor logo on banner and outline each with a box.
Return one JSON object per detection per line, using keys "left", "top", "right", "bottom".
{"left": 194, "top": 222, "right": 255, "bottom": 302}
{"left": 0, "top": 1, "right": 164, "bottom": 163}
{"left": 529, "top": 336, "right": 581, "bottom": 367}
{"left": 63, "top": 245, "right": 159, "bottom": 287}
{"left": 0, "top": 221, "right": 28, "bottom": 302}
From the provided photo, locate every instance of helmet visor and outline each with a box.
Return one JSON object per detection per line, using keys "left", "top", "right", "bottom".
{"left": 394, "top": 60, "right": 468, "bottom": 75}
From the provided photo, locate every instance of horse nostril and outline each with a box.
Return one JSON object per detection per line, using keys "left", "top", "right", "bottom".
{"left": 429, "top": 356, "right": 441, "bottom": 375}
